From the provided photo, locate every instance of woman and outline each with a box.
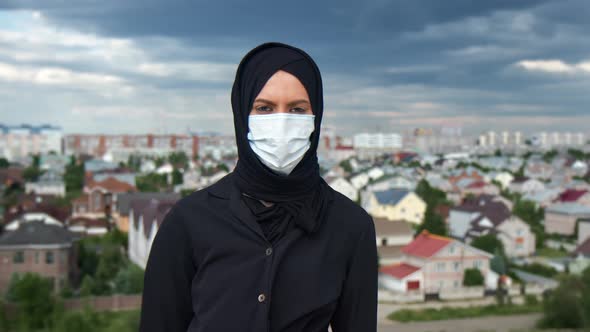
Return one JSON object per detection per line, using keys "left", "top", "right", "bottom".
{"left": 139, "top": 42, "right": 377, "bottom": 331}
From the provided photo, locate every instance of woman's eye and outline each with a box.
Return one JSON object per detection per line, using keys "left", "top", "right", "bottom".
{"left": 256, "top": 106, "right": 272, "bottom": 112}
{"left": 291, "top": 107, "right": 307, "bottom": 113}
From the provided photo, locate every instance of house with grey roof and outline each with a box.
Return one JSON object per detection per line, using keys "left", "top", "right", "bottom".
{"left": 0, "top": 220, "right": 79, "bottom": 294}
{"left": 114, "top": 192, "right": 181, "bottom": 232}
{"left": 449, "top": 195, "right": 535, "bottom": 257}
{"left": 24, "top": 170, "right": 66, "bottom": 197}
{"left": 545, "top": 203, "right": 590, "bottom": 236}
{"left": 128, "top": 197, "right": 178, "bottom": 269}
{"left": 374, "top": 218, "right": 414, "bottom": 265}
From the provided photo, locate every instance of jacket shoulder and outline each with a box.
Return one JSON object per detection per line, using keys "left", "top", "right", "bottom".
{"left": 329, "top": 188, "right": 374, "bottom": 233}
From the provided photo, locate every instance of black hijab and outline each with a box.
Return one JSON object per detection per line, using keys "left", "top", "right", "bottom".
{"left": 231, "top": 42, "right": 333, "bottom": 236}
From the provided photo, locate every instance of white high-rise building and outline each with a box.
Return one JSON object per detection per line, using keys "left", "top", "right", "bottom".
{"left": 487, "top": 131, "right": 496, "bottom": 147}
{"left": 551, "top": 132, "right": 560, "bottom": 146}
{"left": 501, "top": 131, "right": 509, "bottom": 145}
{"left": 353, "top": 133, "right": 402, "bottom": 158}
{"left": 0, "top": 124, "right": 63, "bottom": 162}
{"left": 514, "top": 131, "right": 522, "bottom": 146}
{"left": 353, "top": 133, "right": 402, "bottom": 150}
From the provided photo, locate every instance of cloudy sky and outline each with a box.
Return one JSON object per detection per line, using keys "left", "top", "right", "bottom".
{"left": 0, "top": 0, "right": 589, "bottom": 136}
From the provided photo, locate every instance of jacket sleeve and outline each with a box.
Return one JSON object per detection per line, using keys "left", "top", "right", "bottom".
{"left": 139, "top": 205, "right": 197, "bottom": 332}
{"left": 330, "top": 216, "right": 378, "bottom": 332}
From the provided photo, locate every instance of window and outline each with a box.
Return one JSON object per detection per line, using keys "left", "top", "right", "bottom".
{"left": 453, "top": 262, "right": 460, "bottom": 271}
{"left": 94, "top": 194, "right": 101, "bottom": 210}
{"left": 454, "top": 280, "right": 459, "bottom": 288}
{"left": 516, "top": 243, "right": 523, "bottom": 250}
{"left": 34, "top": 251, "right": 39, "bottom": 264}
{"left": 401, "top": 208, "right": 406, "bottom": 213}
{"left": 436, "top": 262, "right": 446, "bottom": 272}
{"left": 473, "top": 260, "right": 482, "bottom": 269}
{"left": 516, "top": 228, "right": 523, "bottom": 236}
{"left": 59, "top": 251, "right": 67, "bottom": 264}
{"left": 381, "top": 238, "right": 388, "bottom": 246}
{"left": 449, "top": 245, "right": 455, "bottom": 254}
{"left": 46, "top": 251, "right": 54, "bottom": 264}
{"left": 13, "top": 251, "right": 24, "bottom": 264}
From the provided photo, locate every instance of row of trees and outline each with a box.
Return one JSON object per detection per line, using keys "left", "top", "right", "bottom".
{"left": 0, "top": 272, "right": 139, "bottom": 332}
{"left": 414, "top": 179, "right": 448, "bottom": 236}
{"left": 540, "top": 266, "right": 590, "bottom": 329}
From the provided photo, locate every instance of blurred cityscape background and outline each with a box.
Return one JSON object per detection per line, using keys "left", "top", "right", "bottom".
{"left": 1, "top": 1, "right": 590, "bottom": 331}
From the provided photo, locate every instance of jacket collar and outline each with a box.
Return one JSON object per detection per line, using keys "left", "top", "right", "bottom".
{"left": 206, "top": 172, "right": 234, "bottom": 200}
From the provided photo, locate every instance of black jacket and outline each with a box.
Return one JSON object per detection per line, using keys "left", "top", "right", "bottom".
{"left": 139, "top": 173, "right": 378, "bottom": 331}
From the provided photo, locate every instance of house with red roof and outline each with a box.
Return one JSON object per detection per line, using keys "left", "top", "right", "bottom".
{"left": 72, "top": 176, "right": 137, "bottom": 218}
{"left": 555, "top": 189, "right": 590, "bottom": 206}
{"left": 380, "top": 230, "right": 493, "bottom": 295}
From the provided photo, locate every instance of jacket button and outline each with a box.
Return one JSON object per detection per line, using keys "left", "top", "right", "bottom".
{"left": 265, "top": 247, "right": 273, "bottom": 256}
{"left": 258, "top": 293, "right": 266, "bottom": 303}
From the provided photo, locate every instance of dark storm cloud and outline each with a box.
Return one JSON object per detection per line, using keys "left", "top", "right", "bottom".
{"left": 1, "top": 0, "right": 589, "bottom": 134}
{"left": 1, "top": 0, "right": 553, "bottom": 42}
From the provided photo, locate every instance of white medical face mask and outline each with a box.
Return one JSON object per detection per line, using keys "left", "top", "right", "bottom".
{"left": 247, "top": 113, "right": 315, "bottom": 176}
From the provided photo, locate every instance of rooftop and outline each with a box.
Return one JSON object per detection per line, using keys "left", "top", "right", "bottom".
{"left": 402, "top": 230, "right": 452, "bottom": 258}
{"left": 373, "top": 188, "right": 410, "bottom": 206}
{"left": 0, "top": 220, "right": 78, "bottom": 247}
{"left": 373, "top": 218, "right": 413, "bottom": 236}
{"left": 380, "top": 263, "right": 421, "bottom": 279}
{"left": 546, "top": 203, "right": 590, "bottom": 216}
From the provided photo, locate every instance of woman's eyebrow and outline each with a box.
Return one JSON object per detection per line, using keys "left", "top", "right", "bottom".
{"left": 287, "top": 99, "right": 311, "bottom": 107}
{"left": 253, "top": 98, "right": 276, "bottom": 106}
{"left": 253, "top": 98, "right": 311, "bottom": 107}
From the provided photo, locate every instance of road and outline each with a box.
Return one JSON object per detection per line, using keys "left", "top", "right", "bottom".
{"left": 378, "top": 313, "right": 542, "bottom": 332}
{"left": 377, "top": 302, "right": 542, "bottom": 332}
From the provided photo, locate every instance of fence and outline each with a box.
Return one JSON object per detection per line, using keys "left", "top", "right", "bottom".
{"left": 62, "top": 294, "right": 142, "bottom": 311}
{"left": 378, "top": 289, "right": 425, "bottom": 303}
{"left": 3, "top": 294, "right": 142, "bottom": 318}
{"left": 439, "top": 286, "right": 485, "bottom": 300}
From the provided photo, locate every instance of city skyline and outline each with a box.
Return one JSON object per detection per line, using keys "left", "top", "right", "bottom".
{"left": 1, "top": 1, "right": 590, "bottom": 135}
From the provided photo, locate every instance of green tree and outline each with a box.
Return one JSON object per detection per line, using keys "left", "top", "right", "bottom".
{"left": 60, "top": 282, "right": 74, "bottom": 298}
{"left": 0, "top": 157, "right": 9, "bottom": 168}
{"left": 4, "top": 272, "right": 56, "bottom": 330}
{"left": 53, "top": 304, "right": 102, "bottom": 332}
{"left": 463, "top": 268, "right": 484, "bottom": 286}
{"left": 80, "top": 275, "right": 95, "bottom": 297}
{"left": 471, "top": 234, "right": 505, "bottom": 257}
{"left": 415, "top": 179, "right": 448, "bottom": 207}
{"left": 64, "top": 155, "right": 85, "bottom": 193}
{"left": 513, "top": 199, "right": 545, "bottom": 248}
{"left": 93, "top": 247, "right": 125, "bottom": 295}
{"left": 540, "top": 274, "right": 586, "bottom": 329}
{"left": 542, "top": 149, "right": 558, "bottom": 163}
{"left": 414, "top": 179, "right": 448, "bottom": 236}
{"left": 136, "top": 173, "right": 168, "bottom": 192}
{"left": 23, "top": 154, "right": 43, "bottom": 182}
{"left": 339, "top": 159, "right": 352, "bottom": 173}
{"left": 567, "top": 148, "right": 590, "bottom": 161}
{"left": 114, "top": 262, "right": 145, "bottom": 294}
{"left": 0, "top": 300, "right": 8, "bottom": 331}
{"left": 172, "top": 168, "right": 183, "bottom": 185}
{"left": 126, "top": 154, "right": 142, "bottom": 172}
{"left": 416, "top": 207, "right": 447, "bottom": 236}
{"left": 168, "top": 151, "right": 189, "bottom": 168}
{"left": 490, "top": 247, "right": 507, "bottom": 275}
{"left": 77, "top": 240, "right": 100, "bottom": 279}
